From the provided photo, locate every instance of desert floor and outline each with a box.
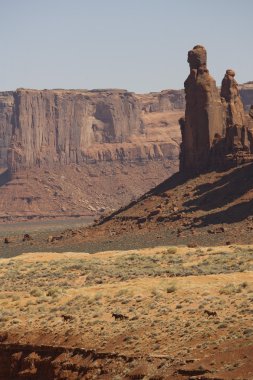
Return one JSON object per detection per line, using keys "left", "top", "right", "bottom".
{"left": 0, "top": 244, "right": 252, "bottom": 379}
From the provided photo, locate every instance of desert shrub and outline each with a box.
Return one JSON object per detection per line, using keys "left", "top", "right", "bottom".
{"left": 166, "top": 247, "right": 177, "bottom": 254}
{"left": 151, "top": 288, "right": 161, "bottom": 297}
{"left": 240, "top": 281, "right": 248, "bottom": 289}
{"left": 30, "top": 288, "right": 43, "bottom": 297}
{"left": 219, "top": 284, "right": 242, "bottom": 295}
{"left": 11, "top": 294, "right": 20, "bottom": 301}
{"left": 94, "top": 292, "right": 102, "bottom": 301}
{"left": 46, "top": 287, "right": 62, "bottom": 298}
{"left": 218, "top": 322, "right": 228, "bottom": 329}
{"left": 166, "top": 283, "right": 177, "bottom": 293}
{"left": 10, "top": 318, "right": 22, "bottom": 325}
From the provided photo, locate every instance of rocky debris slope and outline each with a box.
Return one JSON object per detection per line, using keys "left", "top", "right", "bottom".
{"left": 50, "top": 162, "right": 253, "bottom": 252}
{"left": 0, "top": 160, "right": 178, "bottom": 222}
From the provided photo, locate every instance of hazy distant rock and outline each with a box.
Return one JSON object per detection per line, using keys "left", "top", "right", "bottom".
{"left": 0, "top": 88, "right": 182, "bottom": 172}
{"left": 0, "top": 88, "right": 183, "bottom": 221}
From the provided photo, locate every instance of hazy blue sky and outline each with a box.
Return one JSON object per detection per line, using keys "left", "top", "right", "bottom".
{"left": 0, "top": 0, "right": 252, "bottom": 92}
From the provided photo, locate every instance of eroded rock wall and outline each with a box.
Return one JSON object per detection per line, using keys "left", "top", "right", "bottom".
{"left": 0, "top": 92, "right": 14, "bottom": 168}
{"left": 239, "top": 82, "right": 253, "bottom": 111}
{"left": 1, "top": 83, "right": 252, "bottom": 174}
{"left": 7, "top": 89, "right": 144, "bottom": 171}
{"left": 0, "top": 88, "right": 184, "bottom": 172}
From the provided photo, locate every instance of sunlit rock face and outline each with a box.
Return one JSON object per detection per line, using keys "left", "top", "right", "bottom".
{"left": 0, "top": 88, "right": 184, "bottom": 172}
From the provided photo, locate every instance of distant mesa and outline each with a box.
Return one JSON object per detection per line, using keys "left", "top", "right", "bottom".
{"left": 180, "top": 44, "right": 253, "bottom": 173}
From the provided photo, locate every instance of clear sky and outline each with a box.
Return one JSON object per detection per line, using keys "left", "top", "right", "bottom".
{"left": 0, "top": 0, "right": 252, "bottom": 93}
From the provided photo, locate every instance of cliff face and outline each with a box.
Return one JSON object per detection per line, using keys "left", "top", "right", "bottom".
{"left": 1, "top": 82, "right": 253, "bottom": 221}
{"left": 0, "top": 88, "right": 185, "bottom": 172}
{"left": 0, "top": 92, "right": 14, "bottom": 168}
{"left": 1, "top": 86, "right": 252, "bottom": 173}
{"left": 239, "top": 82, "right": 253, "bottom": 111}
{"left": 0, "top": 88, "right": 184, "bottom": 220}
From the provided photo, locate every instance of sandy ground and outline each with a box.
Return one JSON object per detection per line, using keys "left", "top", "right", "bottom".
{"left": 0, "top": 244, "right": 252, "bottom": 379}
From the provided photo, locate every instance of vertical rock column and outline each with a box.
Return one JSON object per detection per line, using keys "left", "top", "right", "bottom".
{"left": 247, "top": 105, "right": 253, "bottom": 152}
{"left": 221, "top": 69, "right": 250, "bottom": 153}
{"left": 180, "top": 45, "right": 224, "bottom": 173}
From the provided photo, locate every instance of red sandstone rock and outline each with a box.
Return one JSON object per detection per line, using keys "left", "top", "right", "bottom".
{"left": 0, "top": 88, "right": 184, "bottom": 172}
{"left": 180, "top": 46, "right": 253, "bottom": 172}
{"left": 180, "top": 45, "right": 224, "bottom": 172}
{"left": 221, "top": 69, "right": 250, "bottom": 152}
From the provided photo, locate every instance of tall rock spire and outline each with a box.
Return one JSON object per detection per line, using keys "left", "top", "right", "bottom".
{"left": 180, "top": 45, "right": 224, "bottom": 173}
{"left": 221, "top": 69, "right": 249, "bottom": 153}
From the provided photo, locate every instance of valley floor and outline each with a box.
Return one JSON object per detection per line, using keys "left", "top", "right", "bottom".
{"left": 0, "top": 245, "right": 252, "bottom": 379}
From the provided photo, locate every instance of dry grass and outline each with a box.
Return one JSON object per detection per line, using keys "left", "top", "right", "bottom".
{"left": 0, "top": 244, "right": 252, "bottom": 378}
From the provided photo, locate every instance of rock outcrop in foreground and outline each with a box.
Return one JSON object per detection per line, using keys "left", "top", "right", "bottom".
{"left": 180, "top": 45, "right": 253, "bottom": 173}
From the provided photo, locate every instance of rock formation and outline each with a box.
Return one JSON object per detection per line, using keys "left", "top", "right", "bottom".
{"left": 180, "top": 45, "right": 224, "bottom": 172}
{"left": 1, "top": 83, "right": 252, "bottom": 175}
{"left": 239, "top": 82, "right": 253, "bottom": 111}
{"left": 0, "top": 88, "right": 184, "bottom": 173}
{"left": 0, "top": 92, "right": 13, "bottom": 168}
{"left": 221, "top": 69, "right": 249, "bottom": 153}
{"left": 0, "top": 88, "right": 184, "bottom": 220}
{"left": 247, "top": 105, "right": 253, "bottom": 151}
{"left": 180, "top": 45, "right": 253, "bottom": 173}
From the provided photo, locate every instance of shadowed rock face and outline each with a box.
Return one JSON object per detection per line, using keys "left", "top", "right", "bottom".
{"left": 181, "top": 45, "right": 224, "bottom": 172}
{"left": 247, "top": 105, "right": 253, "bottom": 151}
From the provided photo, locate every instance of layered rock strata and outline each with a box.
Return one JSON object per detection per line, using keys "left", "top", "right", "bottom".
{"left": 0, "top": 89, "right": 184, "bottom": 173}
{"left": 239, "top": 82, "right": 253, "bottom": 110}
{"left": 0, "top": 88, "right": 183, "bottom": 219}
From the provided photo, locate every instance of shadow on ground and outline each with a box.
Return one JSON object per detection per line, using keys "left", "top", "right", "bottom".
{"left": 183, "top": 163, "right": 253, "bottom": 226}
